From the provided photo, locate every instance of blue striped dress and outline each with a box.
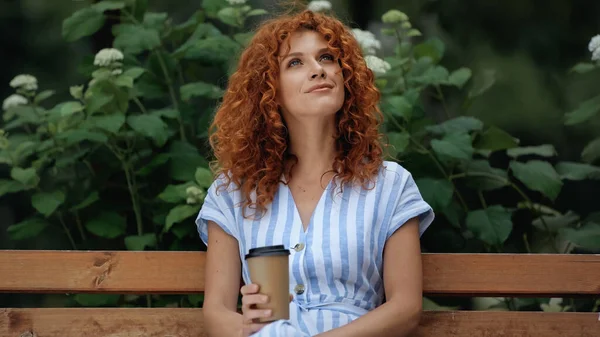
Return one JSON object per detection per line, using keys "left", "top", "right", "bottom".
{"left": 196, "top": 161, "right": 434, "bottom": 336}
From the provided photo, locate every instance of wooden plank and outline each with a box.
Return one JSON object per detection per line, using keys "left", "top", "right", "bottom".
{"left": 0, "top": 308, "right": 207, "bottom": 337}
{"left": 1, "top": 308, "right": 598, "bottom": 337}
{"left": 422, "top": 253, "right": 600, "bottom": 297}
{"left": 1, "top": 251, "right": 599, "bottom": 296}
{"left": 0, "top": 250, "right": 206, "bottom": 294}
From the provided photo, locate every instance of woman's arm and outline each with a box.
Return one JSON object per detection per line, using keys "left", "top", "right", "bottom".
{"left": 316, "top": 217, "right": 424, "bottom": 337}
{"left": 202, "top": 220, "right": 244, "bottom": 337}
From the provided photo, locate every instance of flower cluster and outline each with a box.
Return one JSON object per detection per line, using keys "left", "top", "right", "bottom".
{"left": 351, "top": 28, "right": 382, "bottom": 56}
{"left": 307, "top": 0, "right": 332, "bottom": 12}
{"left": 2, "top": 94, "right": 28, "bottom": 111}
{"left": 10, "top": 74, "right": 38, "bottom": 92}
{"left": 589, "top": 35, "right": 600, "bottom": 61}
{"left": 186, "top": 186, "right": 206, "bottom": 205}
{"left": 94, "top": 48, "right": 125, "bottom": 75}
{"left": 365, "top": 55, "right": 391, "bottom": 75}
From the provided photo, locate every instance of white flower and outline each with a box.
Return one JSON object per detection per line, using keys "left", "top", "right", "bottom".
{"left": 364, "top": 55, "right": 391, "bottom": 75}
{"left": 186, "top": 186, "right": 206, "bottom": 204}
{"left": 94, "top": 48, "right": 124, "bottom": 67}
{"left": 593, "top": 48, "right": 600, "bottom": 61}
{"left": 225, "top": 0, "right": 246, "bottom": 5}
{"left": 381, "top": 10, "right": 408, "bottom": 24}
{"left": 2, "top": 94, "right": 28, "bottom": 111}
{"left": 307, "top": 0, "right": 332, "bottom": 12}
{"left": 588, "top": 34, "right": 600, "bottom": 53}
{"left": 10, "top": 74, "right": 38, "bottom": 91}
{"left": 112, "top": 69, "right": 123, "bottom": 75}
{"left": 352, "top": 28, "right": 382, "bottom": 55}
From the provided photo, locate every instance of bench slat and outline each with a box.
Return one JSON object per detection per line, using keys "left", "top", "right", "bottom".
{"left": 2, "top": 308, "right": 598, "bottom": 337}
{"left": 1, "top": 251, "right": 599, "bottom": 296}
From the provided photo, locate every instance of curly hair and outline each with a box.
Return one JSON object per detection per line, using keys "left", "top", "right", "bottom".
{"left": 208, "top": 9, "right": 384, "bottom": 217}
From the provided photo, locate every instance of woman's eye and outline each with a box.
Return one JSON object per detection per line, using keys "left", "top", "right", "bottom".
{"left": 288, "top": 59, "right": 302, "bottom": 67}
{"left": 320, "top": 54, "right": 334, "bottom": 62}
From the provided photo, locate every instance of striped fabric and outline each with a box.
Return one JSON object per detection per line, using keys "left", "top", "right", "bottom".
{"left": 196, "top": 161, "right": 434, "bottom": 336}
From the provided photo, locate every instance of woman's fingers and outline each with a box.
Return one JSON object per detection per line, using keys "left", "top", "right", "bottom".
{"left": 240, "top": 283, "right": 260, "bottom": 295}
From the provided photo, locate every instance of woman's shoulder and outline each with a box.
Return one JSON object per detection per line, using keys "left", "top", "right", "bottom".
{"left": 378, "top": 160, "right": 413, "bottom": 184}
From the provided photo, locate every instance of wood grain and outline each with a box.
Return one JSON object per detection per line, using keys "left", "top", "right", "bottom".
{"left": 2, "top": 309, "right": 598, "bottom": 337}
{"left": 1, "top": 251, "right": 599, "bottom": 296}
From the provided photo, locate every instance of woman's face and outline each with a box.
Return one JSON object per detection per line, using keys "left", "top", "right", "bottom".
{"left": 276, "top": 29, "right": 345, "bottom": 121}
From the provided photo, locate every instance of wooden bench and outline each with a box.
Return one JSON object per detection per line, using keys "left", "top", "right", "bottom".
{"left": 1, "top": 250, "right": 598, "bottom": 336}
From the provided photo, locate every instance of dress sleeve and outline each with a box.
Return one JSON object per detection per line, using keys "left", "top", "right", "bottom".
{"left": 387, "top": 166, "right": 434, "bottom": 240}
{"left": 195, "top": 176, "right": 239, "bottom": 246}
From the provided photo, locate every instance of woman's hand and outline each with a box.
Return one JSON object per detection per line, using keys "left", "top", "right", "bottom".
{"left": 240, "top": 284, "right": 272, "bottom": 336}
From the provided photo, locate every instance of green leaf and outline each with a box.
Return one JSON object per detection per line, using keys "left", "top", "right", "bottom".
{"left": 0, "top": 179, "right": 25, "bottom": 197}
{"left": 462, "top": 160, "right": 509, "bottom": 191}
{"left": 555, "top": 162, "right": 600, "bottom": 180}
{"left": 124, "top": 233, "right": 157, "bottom": 251}
{"left": 426, "top": 116, "right": 484, "bottom": 135}
{"left": 195, "top": 167, "right": 214, "bottom": 188}
{"left": 127, "top": 115, "right": 169, "bottom": 147}
{"left": 582, "top": 137, "right": 600, "bottom": 164}
{"left": 533, "top": 211, "right": 579, "bottom": 232}
{"left": 431, "top": 133, "right": 474, "bottom": 161}
{"left": 560, "top": 223, "right": 600, "bottom": 250}
{"left": 413, "top": 38, "right": 445, "bottom": 63}
{"left": 57, "top": 130, "right": 108, "bottom": 144}
{"left": 7, "top": 218, "right": 49, "bottom": 240}
{"left": 247, "top": 9, "right": 268, "bottom": 16}
{"left": 188, "top": 294, "right": 205, "bottom": 307}
{"left": 510, "top": 160, "right": 563, "bottom": 200}
{"left": 69, "top": 191, "right": 100, "bottom": 211}
{"left": 564, "top": 95, "right": 600, "bottom": 126}
{"left": 86, "top": 114, "right": 126, "bottom": 134}
{"left": 85, "top": 211, "right": 127, "bottom": 239}
{"left": 474, "top": 126, "right": 519, "bottom": 151}
{"left": 415, "top": 178, "right": 454, "bottom": 211}
{"left": 466, "top": 205, "right": 513, "bottom": 246}
{"left": 73, "top": 294, "right": 120, "bottom": 307}
{"left": 92, "top": 1, "right": 126, "bottom": 12}
{"left": 233, "top": 32, "right": 254, "bottom": 46}
{"left": 386, "top": 132, "right": 410, "bottom": 157}
{"left": 86, "top": 92, "right": 115, "bottom": 114}
{"left": 180, "top": 81, "right": 224, "bottom": 100}
{"left": 34, "top": 90, "right": 55, "bottom": 104}
{"left": 10, "top": 167, "right": 39, "bottom": 187}
{"left": 143, "top": 12, "right": 168, "bottom": 30}
{"left": 150, "top": 108, "right": 179, "bottom": 119}
{"left": 62, "top": 7, "right": 105, "bottom": 42}
{"left": 171, "top": 222, "right": 195, "bottom": 239}
{"left": 165, "top": 204, "right": 201, "bottom": 231}
{"left": 169, "top": 141, "right": 209, "bottom": 181}
{"left": 202, "top": 0, "right": 226, "bottom": 18}
{"left": 217, "top": 7, "right": 241, "bottom": 27}
{"left": 136, "top": 153, "right": 170, "bottom": 176}
{"left": 570, "top": 62, "right": 596, "bottom": 74}
{"left": 440, "top": 201, "right": 464, "bottom": 229}
{"left": 468, "top": 69, "right": 496, "bottom": 99}
{"left": 158, "top": 182, "right": 196, "bottom": 203}
{"left": 410, "top": 66, "right": 449, "bottom": 86}
{"left": 507, "top": 144, "right": 556, "bottom": 158}
{"left": 113, "top": 74, "right": 134, "bottom": 88}
{"left": 406, "top": 29, "right": 422, "bottom": 37}
{"left": 174, "top": 23, "right": 223, "bottom": 55}
{"left": 382, "top": 96, "right": 412, "bottom": 120}
{"left": 31, "top": 190, "right": 66, "bottom": 217}
{"left": 178, "top": 36, "right": 240, "bottom": 64}
{"left": 112, "top": 24, "right": 161, "bottom": 54}
{"left": 123, "top": 67, "right": 146, "bottom": 79}
{"left": 447, "top": 68, "right": 472, "bottom": 88}
{"left": 60, "top": 101, "right": 84, "bottom": 117}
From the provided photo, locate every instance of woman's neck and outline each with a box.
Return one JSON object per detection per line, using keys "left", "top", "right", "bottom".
{"left": 286, "top": 117, "right": 336, "bottom": 181}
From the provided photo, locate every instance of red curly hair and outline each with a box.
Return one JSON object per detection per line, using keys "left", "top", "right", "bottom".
{"left": 208, "top": 9, "right": 384, "bottom": 216}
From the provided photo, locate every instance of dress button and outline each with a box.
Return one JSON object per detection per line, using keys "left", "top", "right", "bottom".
{"left": 293, "top": 243, "right": 305, "bottom": 252}
{"left": 294, "top": 284, "right": 305, "bottom": 295}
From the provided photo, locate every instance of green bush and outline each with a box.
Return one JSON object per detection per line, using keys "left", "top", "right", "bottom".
{"left": 1, "top": 0, "right": 598, "bottom": 311}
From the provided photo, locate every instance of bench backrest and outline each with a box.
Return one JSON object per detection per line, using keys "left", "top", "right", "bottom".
{"left": 1, "top": 251, "right": 599, "bottom": 336}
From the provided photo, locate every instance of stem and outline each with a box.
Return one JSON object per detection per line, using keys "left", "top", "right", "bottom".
{"left": 478, "top": 190, "right": 487, "bottom": 208}
{"left": 435, "top": 85, "right": 451, "bottom": 119}
{"left": 155, "top": 51, "right": 186, "bottom": 142}
{"left": 384, "top": 110, "right": 469, "bottom": 212}
{"left": 123, "top": 161, "right": 144, "bottom": 236}
{"left": 57, "top": 212, "right": 77, "bottom": 250}
{"left": 132, "top": 97, "right": 148, "bottom": 115}
{"left": 522, "top": 233, "right": 532, "bottom": 253}
{"left": 74, "top": 211, "right": 87, "bottom": 242}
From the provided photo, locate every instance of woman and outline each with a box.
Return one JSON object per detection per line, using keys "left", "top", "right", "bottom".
{"left": 196, "top": 8, "right": 434, "bottom": 337}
